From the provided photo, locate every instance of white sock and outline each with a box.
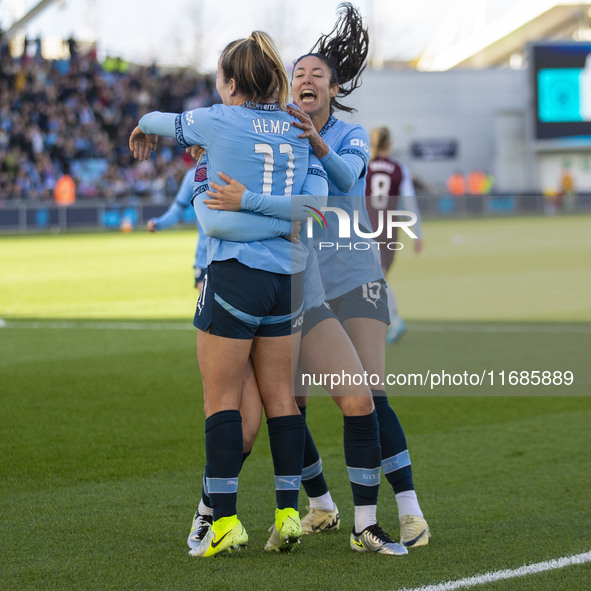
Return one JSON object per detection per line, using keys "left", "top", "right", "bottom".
{"left": 198, "top": 499, "right": 213, "bottom": 517}
{"left": 354, "top": 505, "right": 377, "bottom": 533}
{"left": 308, "top": 492, "right": 335, "bottom": 511}
{"left": 395, "top": 490, "right": 423, "bottom": 519}
{"left": 386, "top": 284, "right": 398, "bottom": 321}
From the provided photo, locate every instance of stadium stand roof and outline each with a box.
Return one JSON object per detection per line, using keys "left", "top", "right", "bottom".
{"left": 417, "top": 1, "right": 591, "bottom": 70}
{"left": 3, "top": 0, "right": 57, "bottom": 40}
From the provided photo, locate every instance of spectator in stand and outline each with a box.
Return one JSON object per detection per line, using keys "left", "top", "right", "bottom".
{"left": 0, "top": 37, "right": 218, "bottom": 201}
{"left": 446, "top": 171, "right": 466, "bottom": 196}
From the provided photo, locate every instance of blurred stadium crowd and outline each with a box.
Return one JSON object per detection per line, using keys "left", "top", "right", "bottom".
{"left": 0, "top": 35, "right": 218, "bottom": 202}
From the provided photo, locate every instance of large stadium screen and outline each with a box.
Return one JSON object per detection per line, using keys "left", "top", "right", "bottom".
{"left": 532, "top": 42, "right": 591, "bottom": 140}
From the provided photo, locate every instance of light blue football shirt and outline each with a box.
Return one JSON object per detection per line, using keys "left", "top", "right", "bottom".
{"left": 140, "top": 103, "right": 327, "bottom": 274}
{"left": 311, "top": 116, "right": 384, "bottom": 299}
{"left": 177, "top": 102, "right": 324, "bottom": 274}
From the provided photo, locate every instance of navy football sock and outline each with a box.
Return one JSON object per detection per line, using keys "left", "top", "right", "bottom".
{"left": 371, "top": 390, "right": 415, "bottom": 493}
{"left": 201, "top": 450, "right": 251, "bottom": 509}
{"left": 343, "top": 411, "right": 381, "bottom": 506}
{"left": 298, "top": 406, "right": 330, "bottom": 498}
{"left": 204, "top": 409, "right": 243, "bottom": 520}
{"left": 267, "top": 414, "right": 305, "bottom": 510}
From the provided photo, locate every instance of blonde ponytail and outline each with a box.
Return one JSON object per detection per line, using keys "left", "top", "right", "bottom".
{"left": 220, "top": 31, "right": 289, "bottom": 109}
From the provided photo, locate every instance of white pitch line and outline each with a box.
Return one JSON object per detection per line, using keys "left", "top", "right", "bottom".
{"left": 410, "top": 323, "right": 591, "bottom": 334}
{"left": 396, "top": 550, "right": 591, "bottom": 591}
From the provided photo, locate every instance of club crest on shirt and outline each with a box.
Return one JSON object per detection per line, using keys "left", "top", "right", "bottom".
{"left": 195, "top": 164, "right": 207, "bottom": 183}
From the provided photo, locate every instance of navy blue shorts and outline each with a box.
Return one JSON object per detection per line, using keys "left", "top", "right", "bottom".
{"left": 302, "top": 302, "right": 338, "bottom": 337}
{"left": 193, "top": 259, "right": 304, "bottom": 339}
{"left": 327, "top": 280, "right": 390, "bottom": 325}
{"left": 194, "top": 266, "right": 207, "bottom": 287}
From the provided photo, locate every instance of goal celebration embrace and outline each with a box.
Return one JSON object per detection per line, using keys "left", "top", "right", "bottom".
{"left": 5, "top": 0, "right": 591, "bottom": 589}
{"left": 129, "top": 2, "right": 429, "bottom": 559}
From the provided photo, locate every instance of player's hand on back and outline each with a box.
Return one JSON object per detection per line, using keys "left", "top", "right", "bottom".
{"left": 283, "top": 221, "right": 301, "bottom": 243}
{"left": 186, "top": 146, "right": 205, "bottom": 163}
{"left": 203, "top": 172, "right": 244, "bottom": 211}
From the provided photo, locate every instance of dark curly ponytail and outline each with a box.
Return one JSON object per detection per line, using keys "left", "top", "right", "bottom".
{"left": 294, "top": 2, "right": 369, "bottom": 113}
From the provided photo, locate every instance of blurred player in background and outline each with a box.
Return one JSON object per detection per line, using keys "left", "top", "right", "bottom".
{"left": 146, "top": 165, "right": 207, "bottom": 291}
{"left": 366, "top": 126, "right": 423, "bottom": 344}
{"left": 130, "top": 30, "right": 328, "bottom": 557}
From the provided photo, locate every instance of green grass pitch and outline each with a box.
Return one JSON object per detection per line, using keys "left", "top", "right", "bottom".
{"left": 1, "top": 215, "right": 590, "bottom": 590}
